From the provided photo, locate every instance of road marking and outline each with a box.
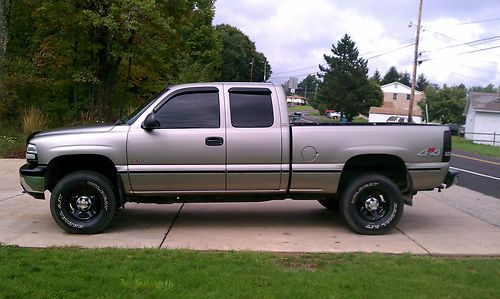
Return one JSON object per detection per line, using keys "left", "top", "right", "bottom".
{"left": 452, "top": 153, "right": 500, "bottom": 166}
{"left": 450, "top": 166, "right": 500, "bottom": 181}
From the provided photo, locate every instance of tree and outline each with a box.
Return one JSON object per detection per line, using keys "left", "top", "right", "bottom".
{"left": 416, "top": 73, "right": 429, "bottom": 91}
{"left": 399, "top": 71, "right": 411, "bottom": 86}
{"left": 419, "top": 85, "right": 466, "bottom": 124}
{"left": 1, "top": 0, "right": 222, "bottom": 124}
{"left": 215, "top": 24, "right": 271, "bottom": 82}
{"left": 0, "top": 0, "right": 12, "bottom": 74}
{"left": 370, "top": 70, "right": 382, "bottom": 85}
{"left": 470, "top": 83, "right": 497, "bottom": 93}
{"left": 317, "top": 34, "right": 383, "bottom": 121}
{"left": 381, "top": 66, "right": 400, "bottom": 85}
{"left": 298, "top": 74, "right": 320, "bottom": 98}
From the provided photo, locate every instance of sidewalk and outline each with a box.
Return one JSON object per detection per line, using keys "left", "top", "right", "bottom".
{"left": 2, "top": 159, "right": 499, "bottom": 255}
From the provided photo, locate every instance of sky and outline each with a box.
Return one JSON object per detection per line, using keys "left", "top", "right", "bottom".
{"left": 213, "top": 0, "right": 500, "bottom": 88}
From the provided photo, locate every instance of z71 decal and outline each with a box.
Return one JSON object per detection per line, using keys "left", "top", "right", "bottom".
{"left": 418, "top": 146, "right": 441, "bottom": 157}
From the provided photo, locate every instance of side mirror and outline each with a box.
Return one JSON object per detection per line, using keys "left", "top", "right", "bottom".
{"left": 141, "top": 113, "right": 160, "bottom": 130}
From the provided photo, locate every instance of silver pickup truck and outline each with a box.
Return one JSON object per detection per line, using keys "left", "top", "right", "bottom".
{"left": 20, "top": 82, "right": 457, "bottom": 235}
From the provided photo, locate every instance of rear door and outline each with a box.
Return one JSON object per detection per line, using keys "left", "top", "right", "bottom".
{"left": 127, "top": 87, "right": 226, "bottom": 192}
{"left": 224, "top": 86, "right": 283, "bottom": 191}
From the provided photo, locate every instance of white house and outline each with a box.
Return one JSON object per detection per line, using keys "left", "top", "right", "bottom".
{"left": 286, "top": 95, "right": 308, "bottom": 106}
{"left": 464, "top": 92, "right": 500, "bottom": 146}
{"left": 369, "top": 82, "right": 424, "bottom": 123}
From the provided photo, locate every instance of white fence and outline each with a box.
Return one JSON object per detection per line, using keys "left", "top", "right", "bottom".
{"left": 463, "top": 131, "right": 499, "bottom": 147}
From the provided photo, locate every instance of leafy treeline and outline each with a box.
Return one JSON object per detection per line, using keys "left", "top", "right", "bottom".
{"left": 0, "top": 0, "right": 271, "bottom": 126}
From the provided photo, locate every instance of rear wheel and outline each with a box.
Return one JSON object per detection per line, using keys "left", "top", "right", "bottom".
{"left": 50, "top": 171, "right": 116, "bottom": 234}
{"left": 340, "top": 174, "right": 403, "bottom": 235}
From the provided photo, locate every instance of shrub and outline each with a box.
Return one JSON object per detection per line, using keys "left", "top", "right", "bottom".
{"left": 22, "top": 106, "right": 48, "bottom": 136}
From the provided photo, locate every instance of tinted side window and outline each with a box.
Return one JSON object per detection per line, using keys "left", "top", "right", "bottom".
{"left": 156, "top": 92, "right": 220, "bottom": 128}
{"left": 229, "top": 91, "right": 274, "bottom": 128}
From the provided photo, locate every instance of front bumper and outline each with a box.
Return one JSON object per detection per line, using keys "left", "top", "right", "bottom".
{"left": 443, "top": 169, "right": 459, "bottom": 188}
{"left": 19, "top": 164, "right": 46, "bottom": 199}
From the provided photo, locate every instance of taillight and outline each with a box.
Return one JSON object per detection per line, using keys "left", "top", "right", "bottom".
{"left": 442, "top": 130, "right": 451, "bottom": 162}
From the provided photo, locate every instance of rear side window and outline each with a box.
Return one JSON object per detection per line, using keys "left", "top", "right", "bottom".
{"left": 229, "top": 89, "right": 274, "bottom": 128}
{"left": 156, "top": 91, "right": 220, "bottom": 128}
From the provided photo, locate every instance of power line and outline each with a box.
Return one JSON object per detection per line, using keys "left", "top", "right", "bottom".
{"left": 455, "top": 17, "right": 500, "bottom": 25}
{"left": 420, "top": 44, "right": 500, "bottom": 62}
{"left": 425, "top": 35, "right": 500, "bottom": 52}
{"left": 268, "top": 42, "right": 415, "bottom": 81}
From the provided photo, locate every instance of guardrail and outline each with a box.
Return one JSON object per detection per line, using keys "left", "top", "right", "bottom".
{"left": 459, "top": 131, "right": 499, "bottom": 146}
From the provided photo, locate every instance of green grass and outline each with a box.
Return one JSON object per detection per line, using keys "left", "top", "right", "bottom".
{"left": 0, "top": 123, "right": 25, "bottom": 158}
{"left": 1, "top": 247, "right": 499, "bottom": 298}
{"left": 453, "top": 136, "right": 500, "bottom": 158}
{"left": 288, "top": 105, "right": 314, "bottom": 111}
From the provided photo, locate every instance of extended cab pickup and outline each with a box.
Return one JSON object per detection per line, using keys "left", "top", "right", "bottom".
{"left": 20, "top": 82, "right": 458, "bottom": 235}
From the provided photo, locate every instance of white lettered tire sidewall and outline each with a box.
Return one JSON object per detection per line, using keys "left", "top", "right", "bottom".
{"left": 50, "top": 171, "right": 117, "bottom": 234}
{"left": 340, "top": 174, "right": 404, "bottom": 235}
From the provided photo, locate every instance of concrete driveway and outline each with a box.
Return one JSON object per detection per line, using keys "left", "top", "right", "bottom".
{"left": 2, "top": 159, "right": 499, "bottom": 255}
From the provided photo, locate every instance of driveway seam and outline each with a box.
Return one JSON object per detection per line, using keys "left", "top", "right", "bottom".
{"left": 0, "top": 193, "right": 23, "bottom": 203}
{"left": 395, "top": 227, "right": 431, "bottom": 255}
{"left": 159, "top": 203, "right": 185, "bottom": 248}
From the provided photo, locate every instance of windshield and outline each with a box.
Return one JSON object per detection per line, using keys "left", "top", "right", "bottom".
{"left": 115, "top": 88, "right": 170, "bottom": 125}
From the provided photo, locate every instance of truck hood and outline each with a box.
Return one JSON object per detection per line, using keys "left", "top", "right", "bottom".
{"left": 32, "top": 125, "right": 116, "bottom": 139}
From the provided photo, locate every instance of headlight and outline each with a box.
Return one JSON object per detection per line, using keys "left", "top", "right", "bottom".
{"left": 26, "top": 144, "right": 38, "bottom": 161}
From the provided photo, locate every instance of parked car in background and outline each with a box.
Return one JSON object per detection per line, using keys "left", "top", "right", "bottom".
{"left": 325, "top": 110, "right": 341, "bottom": 119}
{"left": 447, "top": 124, "right": 459, "bottom": 136}
{"left": 387, "top": 116, "right": 408, "bottom": 123}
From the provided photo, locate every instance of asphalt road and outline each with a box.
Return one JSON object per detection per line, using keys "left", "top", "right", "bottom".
{"left": 450, "top": 149, "right": 500, "bottom": 199}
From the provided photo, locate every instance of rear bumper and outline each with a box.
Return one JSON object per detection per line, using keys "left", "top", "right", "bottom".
{"left": 19, "top": 164, "right": 46, "bottom": 199}
{"left": 444, "top": 169, "right": 459, "bottom": 188}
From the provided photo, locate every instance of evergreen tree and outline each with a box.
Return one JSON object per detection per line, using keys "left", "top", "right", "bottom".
{"left": 416, "top": 73, "right": 429, "bottom": 91}
{"left": 370, "top": 70, "right": 382, "bottom": 85}
{"left": 318, "top": 34, "right": 383, "bottom": 121}
{"left": 382, "top": 66, "right": 400, "bottom": 84}
{"left": 399, "top": 71, "right": 411, "bottom": 86}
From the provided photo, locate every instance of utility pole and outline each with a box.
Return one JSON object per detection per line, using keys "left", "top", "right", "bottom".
{"left": 249, "top": 58, "right": 254, "bottom": 82}
{"left": 408, "top": 0, "right": 423, "bottom": 123}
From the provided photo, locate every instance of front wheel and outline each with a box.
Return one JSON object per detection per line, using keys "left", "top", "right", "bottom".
{"left": 340, "top": 174, "right": 404, "bottom": 235}
{"left": 50, "top": 171, "right": 117, "bottom": 234}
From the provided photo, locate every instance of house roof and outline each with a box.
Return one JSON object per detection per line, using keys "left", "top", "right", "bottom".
{"left": 465, "top": 92, "right": 500, "bottom": 113}
{"left": 380, "top": 82, "right": 423, "bottom": 95}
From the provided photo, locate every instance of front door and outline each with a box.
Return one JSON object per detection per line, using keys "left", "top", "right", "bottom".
{"left": 127, "top": 87, "right": 226, "bottom": 193}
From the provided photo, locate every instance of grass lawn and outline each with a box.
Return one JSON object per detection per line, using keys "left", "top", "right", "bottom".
{"left": 1, "top": 247, "right": 499, "bottom": 298}
{"left": 453, "top": 136, "right": 500, "bottom": 158}
{"left": 0, "top": 124, "right": 25, "bottom": 158}
{"left": 288, "top": 105, "right": 314, "bottom": 111}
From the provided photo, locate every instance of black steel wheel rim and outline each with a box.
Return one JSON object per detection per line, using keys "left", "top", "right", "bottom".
{"left": 63, "top": 186, "right": 103, "bottom": 221}
{"left": 354, "top": 188, "right": 391, "bottom": 222}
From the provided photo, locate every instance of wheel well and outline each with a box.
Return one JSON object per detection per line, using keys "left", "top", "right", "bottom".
{"left": 339, "top": 154, "right": 409, "bottom": 193}
{"left": 45, "top": 155, "right": 118, "bottom": 192}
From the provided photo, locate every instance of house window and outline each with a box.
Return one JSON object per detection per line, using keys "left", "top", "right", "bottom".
{"left": 392, "top": 93, "right": 398, "bottom": 100}
{"left": 406, "top": 94, "right": 411, "bottom": 100}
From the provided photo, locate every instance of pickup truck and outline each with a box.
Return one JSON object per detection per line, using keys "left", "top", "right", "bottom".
{"left": 20, "top": 82, "right": 457, "bottom": 235}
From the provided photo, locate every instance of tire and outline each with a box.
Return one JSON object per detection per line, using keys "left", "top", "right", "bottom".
{"left": 318, "top": 195, "right": 340, "bottom": 212}
{"left": 50, "top": 171, "right": 117, "bottom": 234}
{"left": 340, "top": 174, "right": 404, "bottom": 235}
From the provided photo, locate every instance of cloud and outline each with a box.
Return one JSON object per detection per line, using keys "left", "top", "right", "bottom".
{"left": 214, "top": 0, "right": 500, "bottom": 86}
